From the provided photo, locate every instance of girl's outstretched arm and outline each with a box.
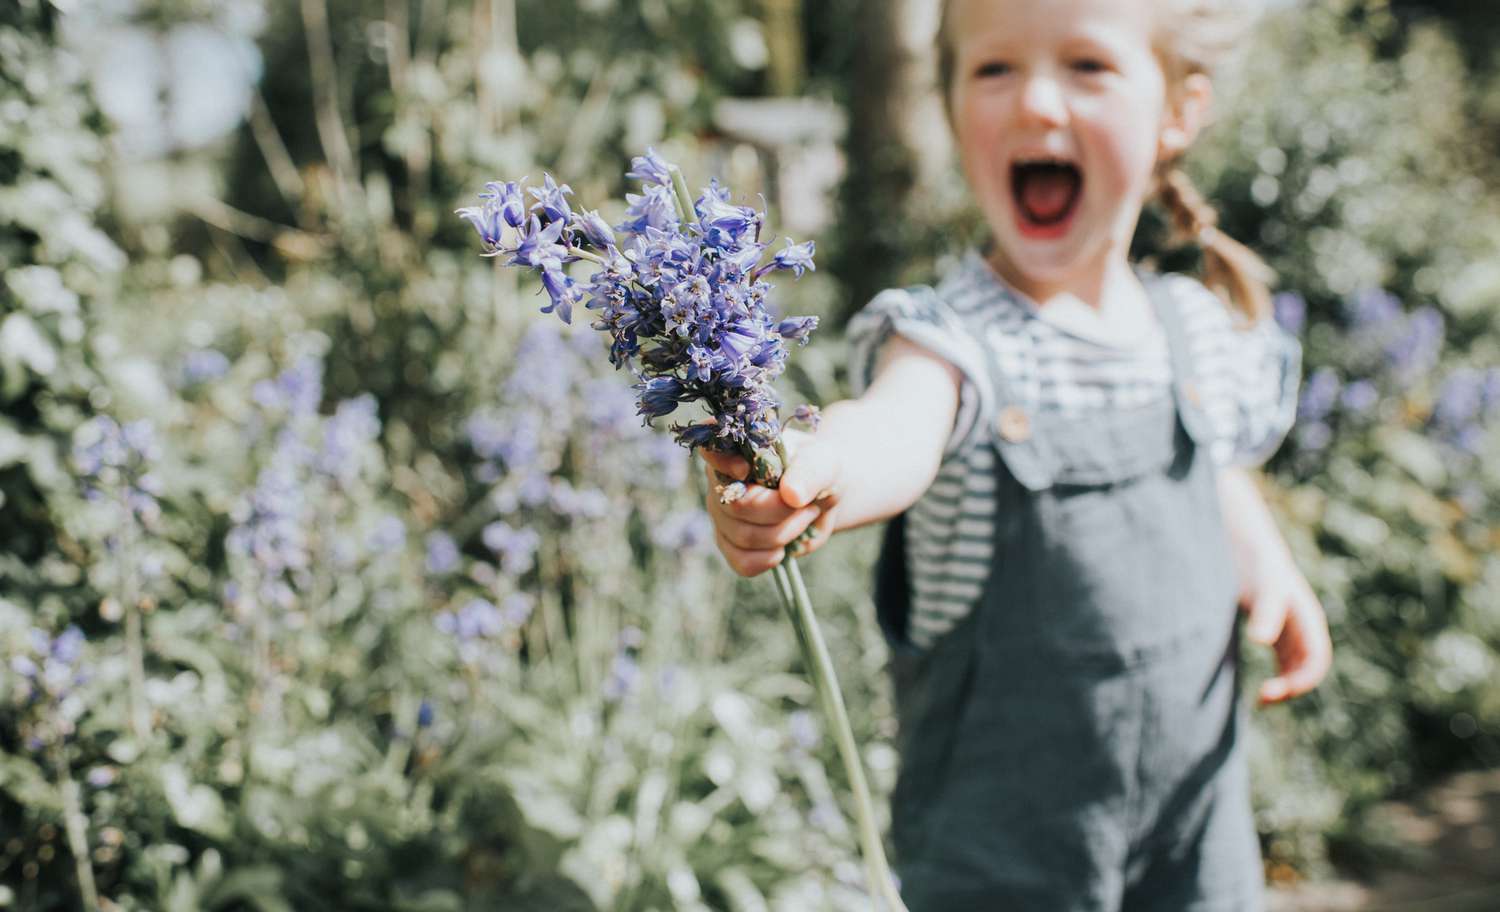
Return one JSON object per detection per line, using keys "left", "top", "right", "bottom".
{"left": 1217, "top": 466, "right": 1333, "bottom": 704}
{"left": 701, "top": 335, "right": 962, "bottom": 577}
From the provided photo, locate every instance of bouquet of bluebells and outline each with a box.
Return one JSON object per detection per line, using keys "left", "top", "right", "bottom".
{"left": 458, "top": 150, "right": 906, "bottom": 910}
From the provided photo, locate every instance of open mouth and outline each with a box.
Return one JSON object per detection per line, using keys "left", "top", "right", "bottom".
{"left": 1011, "top": 160, "right": 1083, "bottom": 233}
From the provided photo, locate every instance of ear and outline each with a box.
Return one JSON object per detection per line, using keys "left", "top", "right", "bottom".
{"left": 1159, "top": 73, "right": 1213, "bottom": 161}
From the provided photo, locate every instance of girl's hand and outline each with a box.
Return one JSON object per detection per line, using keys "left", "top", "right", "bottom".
{"left": 700, "top": 430, "right": 842, "bottom": 577}
{"left": 1241, "top": 549, "right": 1333, "bottom": 705}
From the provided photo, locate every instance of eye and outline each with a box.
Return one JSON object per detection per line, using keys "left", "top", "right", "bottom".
{"left": 974, "top": 61, "right": 1013, "bottom": 79}
{"left": 1070, "top": 57, "right": 1111, "bottom": 75}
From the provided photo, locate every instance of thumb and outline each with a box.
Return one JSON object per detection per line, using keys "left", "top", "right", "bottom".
{"left": 778, "top": 441, "right": 838, "bottom": 509}
{"left": 1245, "top": 591, "right": 1287, "bottom": 646}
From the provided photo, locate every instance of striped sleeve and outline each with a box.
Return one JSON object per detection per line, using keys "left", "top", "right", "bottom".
{"left": 1169, "top": 275, "right": 1302, "bottom": 467}
{"left": 846, "top": 286, "right": 996, "bottom": 457}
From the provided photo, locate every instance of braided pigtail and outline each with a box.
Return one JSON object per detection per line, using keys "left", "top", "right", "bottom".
{"left": 1157, "top": 168, "right": 1273, "bottom": 325}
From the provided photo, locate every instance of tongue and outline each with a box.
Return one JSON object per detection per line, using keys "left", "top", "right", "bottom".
{"left": 1019, "top": 169, "right": 1078, "bottom": 222}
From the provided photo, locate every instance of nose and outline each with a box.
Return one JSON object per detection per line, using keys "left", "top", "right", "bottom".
{"left": 1017, "top": 73, "right": 1068, "bottom": 127}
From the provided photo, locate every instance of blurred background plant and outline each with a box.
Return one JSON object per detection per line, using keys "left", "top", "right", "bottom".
{"left": 1, "top": 0, "right": 1496, "bottom": 908}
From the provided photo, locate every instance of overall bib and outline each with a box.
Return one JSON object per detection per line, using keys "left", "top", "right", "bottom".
{"left": 874, "top": 277, "right": 1264, "bottom": 911}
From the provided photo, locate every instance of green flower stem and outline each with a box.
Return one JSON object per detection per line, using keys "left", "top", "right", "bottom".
{"left": 771, "top": 557, "right": 907, "bottom": 911}
{"left": 52, "top": 744, "right": 100, "bottom": 912}
{"left": 668, "top": 166, "right": 697, "bottom": 224}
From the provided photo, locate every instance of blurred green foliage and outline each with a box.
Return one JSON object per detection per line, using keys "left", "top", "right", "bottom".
{"left": 1, "top": 0, "right": 1498, "bottom": 908}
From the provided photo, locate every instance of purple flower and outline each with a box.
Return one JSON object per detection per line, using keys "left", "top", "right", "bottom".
{"left": 540, "top": 266, "right": 581, "bottom": 324}
{"left": 528, "top": 173, "right": 574, "bottom": 224}
{"left": 181, "top": 348, "right": 230, "bottom": 385}
{"left": 1347, "top": 288, "right": 1401, "bottom": 330}
{"left": 577, "top": 209, "right": 616, "bottom": 250}
{"left": 486, "top": 179, "right": 528, "bottom": 228}
{"left": 1386, "top": 307, "right": 1444, "bottom": 382}
{"left": 318, "top": 394, "right": 380, "bottom": 485}
{"left": 1298, "top": 367, "right": 1341, "bottom": 423}
{"left": 602, "top": 652, "right": 641, "bottom": 702}
{"left": 1434, "top": 369, "right": 1485, "bottom": 430}
{"left": 626, "top": 147, "right": 674, "bottom": 187}
{"left": 252, "top": 358, "right": 324, "bottom": 418}
{"left": 635, "top": 376, "right": 685, "bottom": 420}
{"left": 416, "top": 700, "right": 435, "bottom": 729}
{"left": 1272, "top": 292, "right": 1306, "bottom": 335}
{"left": 651, "top": 510, "right": 712, "bottom": 552}
{"left": 620, "top": 186, "right": 681, "bottom": 235}
{"left": 775, "top": 316, "right": 819, "bottom": 345}
{"left": 1340, "top": 380, "right": 1379, "bottom": 416}
{"left": 481, "top": 520, "right": 540, "bottom": 574}
{"left": 425, "top": 531, "right": 460, "bottom": 575}
{"left": 769, "top": 239, "right": 816, "bottom": 277}
{"left": 367, "top": 515, "right": 406, "bottom": 554}
{"left": 511, "top": 216, "right": 567, "bottom": 270}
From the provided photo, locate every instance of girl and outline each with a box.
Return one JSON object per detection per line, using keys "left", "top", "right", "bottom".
{"left": 703, "top": 0, "right": 1332, "bottom": 907}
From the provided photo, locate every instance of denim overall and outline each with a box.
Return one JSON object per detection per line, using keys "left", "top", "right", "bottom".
{"left": 874, "top": 277, "right": 1264, "bottom": 910}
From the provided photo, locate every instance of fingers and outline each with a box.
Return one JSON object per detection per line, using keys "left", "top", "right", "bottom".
{"left": 700, "top": 448, "right": 750, "bottom": 481}
{"left": 719, "top": 504, "right": 824, "bottom": 552}
{"left": 714, "top": 528, "right": 787, "bottom": 577}
{"left": 1258, "top": 586, "right": 1333, "bottom": 706}
{"left": 1244, "top": 589, "right": 1288, "bottom": 646}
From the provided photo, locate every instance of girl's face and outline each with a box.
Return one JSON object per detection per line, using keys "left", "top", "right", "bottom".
{"left": 948, "top": 0, "right": 1191, "bottom": 301}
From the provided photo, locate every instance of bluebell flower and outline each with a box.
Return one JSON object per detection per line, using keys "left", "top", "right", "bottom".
{"left": 456, "top": 200, "right": 506, "bottom": 250}
{"left": 367, "top": 514, "right": 406, "bottom": 554}
{"left": 1386, "top": 307, "right": 1444, "bottom": 382}
{"left": 1272, "top": 291, "right": 1306, "bottom": 335}
{"left": 416, "top": 700, "right": 435, "bottom": 729}
{"left": 602, "top": 652, "right": 641, "bottom": 702}
{"left": 483, "top": 179, "right": 528, "bottom": 228}
{"left": 181, "top": 348, "right": 230, "bottom": 385}
{"left": 528, "top": 173, "right": 574, "bottom": 224}
{"left": 425, "top": 531, "right": 460, "bottom": 575}
{"left": 511, "top": 216, "right": 567, "bottom": 270}
{"left": 626, "top": 147, "right": 675, "bottom": 187}
{"left": 1434, "top": 369, "right": 1484, "bottom": 430}
{"left": 1347, "top": 288, "right": 1401, "bottom": 329}
{"left": 1340, "top": 380, "right": 1379, "bottom": 416}
{"left": 481, "top": 520, "right": 540, "bottom": 574}
{"left": 1298, "top": 367, "right": 1341, "bottom": 423}
{"left": 635, "top": 375, "right": 686, "bottom": 420}
{"left": 651, "top": 510, "right": 712, "bottom": 552}
{"left": 620, "top": 186, "right": 680, "bottom": 234}
{"left": 317, "top": 394, "right": 380, "bottom": 486}
{"left": 540, "top": 266, "right": 581, "bottom": 324}
{"left": 577, "top": 209, "right": 616, "bottom": 250}
{"left": 769, "top": 239, "right": 816, "bottom": 277}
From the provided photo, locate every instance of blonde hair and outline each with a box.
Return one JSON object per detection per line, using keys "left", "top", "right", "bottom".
{"left": 936, "top": 0, "right": 1273, "bottom": 323}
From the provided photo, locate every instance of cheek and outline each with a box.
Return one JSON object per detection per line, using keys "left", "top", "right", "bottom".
{"left": 1084, "top": 106, "right": 1164, "bottom": 195}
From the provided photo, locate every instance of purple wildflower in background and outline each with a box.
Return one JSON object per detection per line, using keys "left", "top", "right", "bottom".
{"left": 181, "top": 348, "right": 230, "bottom": 385}
{"left": 416, "top": 700, "right": 435, "bottom": 730}
{"left": 73, "top": 416, "right": 163, "bottom": 527}
{"left": 367, "top": 515, "right": 406, "bottom": 554}
{"left": 1386, "top": 307, "right": 1444, "bottom": 383}
{"left": 481, "top": 520, "right": 540, "bottom": 574}
{"left": 1347, "top": 288, "right": 1401, "bottom": 330}
{"left": 1433, "top": 369, "right": 1485, "bottom": 430}
{"left": 651, "top": 510, "right": 713, "bottom": 553}
{"left": 425, "top": 532, "right": 460, "bottom": 575}
{"left": 1272, "top": 292, "right": 1306, "bottom": 335}
{"left": 317, "top": 394, "right": 380, "bottom": 486}
{"left": 1298, "top": 367, "right": 1341, "bottom": 423}
{"left": 457, "top": 150, "right": 820, "bottom": 458}
{"left": 1340, "top": 380, "right": 1380, "bottom": 416}
{"left": 252, "top": 358, "right": 323, "bottom": 417}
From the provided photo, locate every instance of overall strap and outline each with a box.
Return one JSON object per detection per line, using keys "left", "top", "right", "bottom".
{"left": 1141, "top": 273, "right": 1215, "bottom": 445}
